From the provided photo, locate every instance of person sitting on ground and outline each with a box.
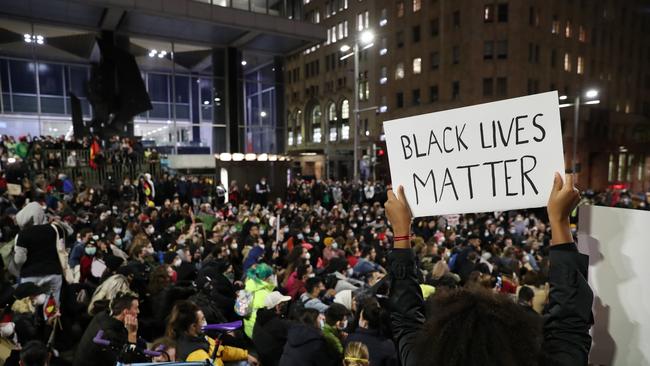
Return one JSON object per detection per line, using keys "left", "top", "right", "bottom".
{"left": 322, "top": 303, "right": 350, "bottom": 360}
{"left": 300, "top": 277, "right": 331, "bottom": 313}
{"left": 345, "top": 298, "right": 397, "bottom": 366}
{"left": 384, "top": 173, "right": 592, "bottom": 366}
{"left": 343, "top": 341, "right": 370, "bottom": 366}
{"left": 166, "top": 300, "right": 257, "bottom": 365}
{"left": 517, "top": 285, "right": 539, "bottom": 317}
{"left": 279, "top": 308, "right": 338, "bottom": 366}
{"left": 252, "top": 291, "right": 292, "bottom": 366}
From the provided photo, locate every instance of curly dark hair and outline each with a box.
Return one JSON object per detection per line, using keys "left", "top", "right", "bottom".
{"left": 415, "top": 288, "right": 542, "bottom": 366}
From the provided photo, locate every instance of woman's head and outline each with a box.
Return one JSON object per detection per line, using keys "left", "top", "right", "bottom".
{"left": 166, "top": 300, "right": 205, "bottom": 338}
{"left": 416, "top": 289, "right": 541, "bottom": 366}
{"left": 358, "top": 298, "right": 382, "bottom": 330}
{"left": 246, "top": 263, "right": 274, "bottom": 283}
{"left": 343, "top": 342, "right": 369, "bottom": 366}
{"left": 148, "top": 265, "right": 172, "bottom": 295}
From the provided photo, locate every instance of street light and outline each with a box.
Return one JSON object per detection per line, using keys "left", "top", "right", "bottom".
{"left": 559, "top": 89, "right": 600, "bottom": 173}
{"left": 340, "top": 29, "right": 375, "bottom": 181}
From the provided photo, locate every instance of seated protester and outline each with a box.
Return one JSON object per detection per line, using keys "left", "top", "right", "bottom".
{"left": 74, "top": 292, "right": 147, "bottom": 366}
{"left": 300, "top": 277, "right": 331, "bottom": 313}
{"left": 243, "top": 263, "right": 276, "bottom": 339}
{"left": 517, "top": 286, "right": 540, "bottom": 317}
{"left": 322, "top": 303, "right": 350, "bottom": 360}
{"left": 188, "top": 268, "right": 228, "bottom": 325}
{"left": 353, "top": 247, "right": 386, "bottom": 277}
{"left": 150, "top": 337, "right": 177, "bottom": 362}
{"left": 285, "top": 263, "right": 311, "bottom": 300}
{"left": 252, "top": 291, "right": 292, "bottom": 366}
{"left": 20, "top": 340, "right": 50, "bottom": 366}
{"left": 345, "top": 298, "right": 398, "bottom": 366}
{"left": 384, "top": 175, "right": 593, "bottom": 366}
{"left": 127, "top": 241, "right": 155, "bottom": 297}
{"left": 147, "top": 264, "right": 196, "bottom": 338}
{"left": 165, "top": 300, "right": 257, "bottom": 365}
{"left": 87, "top": 271, "right": 132, "bottom": 316}
{"left": 279, "top": 308, "right": 338, "bottom": 366}
{"left": 343, "top": 341, "right": 370, "bottom": 366}
{"left": 326, "top": 258, "right": 363, "bottom": 293}
{"left": 11, "top": 283, "right": 49, "bottom": 346}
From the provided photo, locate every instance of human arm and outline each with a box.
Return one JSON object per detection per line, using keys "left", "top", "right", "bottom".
{"left": 542, "top": 173, "right": 593, "bottom": 366}
{"left": 14, "top": 234, "right": 27, "bottom": 266}
{"left": 385, "top": 186, "right": 423, "bottom": 366}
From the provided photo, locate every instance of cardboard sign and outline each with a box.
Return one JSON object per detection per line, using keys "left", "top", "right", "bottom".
{"left": 383, "top": 91, "right": 565, "bottom": 217}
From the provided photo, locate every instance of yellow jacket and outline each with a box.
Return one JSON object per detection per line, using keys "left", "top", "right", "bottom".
{"left": 183, "top": 336, "right": 248, "bottom": 366}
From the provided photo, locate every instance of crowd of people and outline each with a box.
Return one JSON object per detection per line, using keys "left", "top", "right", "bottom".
{"left": 0, "top": 134, "right": 601, "bottom": 366}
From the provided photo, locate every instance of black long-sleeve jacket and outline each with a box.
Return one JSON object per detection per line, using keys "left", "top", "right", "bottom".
{"left": 388, "top": 243, "right": 593, "bottom": 366}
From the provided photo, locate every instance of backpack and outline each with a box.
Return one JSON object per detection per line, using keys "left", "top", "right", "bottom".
{"left": 234, "top": 289, "right": 254, "bottom": 317}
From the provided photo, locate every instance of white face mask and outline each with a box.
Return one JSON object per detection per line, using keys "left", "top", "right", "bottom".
{"left": 201, "top": 319, "right": 208, "bottom": 328}
{"left": 146, "top": 247, "right": 155, "bottom": 255}
{"left": 331, "top": 243, "right": 338, "bottom": 250}
{"left": 33, "top": 294, "right": 47, "bottom": 306}
{"left": 146, "top": 227, "right": 155, "bottom": 235}
{"left": 303, "top": 253, "right": 311, "bottom": 260}
{"left": 0, "top": 322, "right": 15, "bottom": 337}
{"left": 230, "top": 243, "right": 238, "bottom": 250}
{"left": 173, "top": 259, "right": 182, "bottom": 267}
{"left": 114, "top": 238, "right": 123, "bottom": 247}
{"left": 113, "top": 227, "right": 123, "bottom": 235}
{"left": 313, "top": 235, "right": 320, "bottom": 243}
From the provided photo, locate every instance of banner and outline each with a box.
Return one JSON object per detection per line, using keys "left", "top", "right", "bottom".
{"left": 383, "top": 91, "right": 565, "bottom": 217}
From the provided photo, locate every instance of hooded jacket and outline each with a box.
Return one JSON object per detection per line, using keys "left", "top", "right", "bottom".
{"left": 278, "top": 324, "right": 338, "bottom": 366}
{"left": 243, "top": 277, "right": 275, "bottom": 338}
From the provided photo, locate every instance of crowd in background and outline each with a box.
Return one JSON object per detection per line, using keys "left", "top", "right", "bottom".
{"left": 0, "top": 134, "right": 629, "bottom": 366}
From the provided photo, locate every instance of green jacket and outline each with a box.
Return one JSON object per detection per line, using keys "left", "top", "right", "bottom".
{"left": 322, "top": 324, "right": 343, "bottom": 355}
{"left": 243, "top": 278, "right": 274, "bottom": 338}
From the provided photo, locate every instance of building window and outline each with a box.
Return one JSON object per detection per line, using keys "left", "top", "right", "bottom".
{"left": 496, "top": 77, "right": 507, "bottom": 96}
{"left": 341, "top": 99, "right": 350, "bottom": 140}
{"left": 430, "top": 18, "right": 439, "bottom": 36}
{"left": 311, "top": 105, "right": 322, "bottom": 143}
{"left": 430, "top": 51, "right": 439, "bottom": 69}
{"left": 429, "top": 85, "right": 439, "bottom": 102}
{"left": 396, "top": 92, "right": 404, "bottom": 108}
{"left": 550, "top": 49, "right": 557, "bottom": 68}
{"left": 380, "top": 8, "right": 388, "bottom": 26}
{"left": 452, "top": 46, "right": 460, "bottom": 64}
{"left": 484, "top": 41, "right": 494, "bottom": 60}
{"left": 452, "top": 81, "right": 460, "bottom": 99}
{"left": 412, "top": 89, "right": 421, "bottom": 106}
{"left": 413, "top": 58, "right": 422, "bottom": 74}
{"left": 453, "top": 11, "right": 460, "bottom": 27}
{"left": 528, "top": 43, "right": 540, "bottom": 64}
{"left": 551, "top": 15, "right": 559, "bottom": 34}
{"left": 484, "top": 4, "right": 494, "bottom": 23}
{"left": 564, "top": 53, "right": 571, "bottom": 72}
{"left": 529, "top": 7, "right": 539, "bottom": 26}
{"left": 357, "top": 11, "right": 369, "bottom": 31}
{"left": 497, "top": 3, "right": 508, "bottom": 22}
{"left": 397, "top": 1, "right": 405, "bottom": 18}
{"left": 577, "top": 56, "right": 584, "bottom": 74}
{"left": 395, "top": 62, "right": 405, "bottom": 79}
{"left": 341, "top": 99, "right": 349, "bottom": 119}
{"left": 413, "top": 25, "right": 421, "bottom": 43}
{"left": 341, "top": 123, "right": 350, "bottom": 140}
{"left": 396, "top": 31, "right": 404, "bottom": 48}
{"left": 288, "top": 129, "right": 294, "bottom": 146}
{"left": 565, "top": 21, "right": 572, "bottom": 38}
{"left": 380, "top": 66, "right": 388, "bottom": 84}
{"left": 578, "top": 26, "right": 587, "bottom": 42}
{"left": 496, "top": 40, "right": 508, "bottom": 59}
{"left": 483, "top": 78, "right": 493, "bottom": 96}
{"left": 527, "top": 79, "right": 540, "bottom": 94}
{"left": 379, "top": 95, "right": 388, "bottom": 113}
{"left": 327, "top": 102, "right": 337, "bottom": 142}
{"left": 379, "top": 37, "right": 388, "bottom": 55}
{"left": 413, "top": 0, "right": 421, "bottom": 12}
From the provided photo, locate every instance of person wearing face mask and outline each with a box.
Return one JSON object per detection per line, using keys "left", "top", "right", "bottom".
{"left": 166, "top": 301, "right": 257, "bottom": 365}
{"left": 80, "top": 239, "right": 98, "bottom": 283}
{"left": 252, "top": 291, "right": 292, "bottom": 366}
{"left": 243, "top": 264, "right": 276, "bottom": 339}
{"left": 321, "top": 303, "right": 350, "bottom": 361}
{"left": 10, "top": 282, "right": 49, "bottom": 346}
{"left": 300, "top": 277, "right": 331, "bottom": 313}
{"left": 344, "top": 298, "right": 397, "bottom": 366}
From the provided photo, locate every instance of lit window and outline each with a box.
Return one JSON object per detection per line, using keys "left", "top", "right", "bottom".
{"left": 329, "top": 126, "right": 337, "bottom": 142}
{"left": 564, "top": 53, "right": 571, "bottom": 72}
{"left": 364, "top": 11, "right": 369, "bottom": 29}
{"left": 288, "top": 130, "right": 294, "bottom": 146}
{"left": 344, "top": 21, "right": 348, "bottom": 37}
{"left": 413, "top": 58, "right": 422, "bottom": 74}
{"left": 341, "top": 123, "right": 350, "bottom": 140}
{"left": 577, "top": 56, "right": 584, "bottom": 74}
{"left": 297, "top": 133, "right": 303, "bottom": 144}
{"left": 565, "top": 21, "right": 572, "bottom": 38}
{"left": 395, "top": 62, "right": 405, "bottom": 79}
{"left": 343, "top": 0, "right": 348, "bottom": 10}
{"left": 338, "top": 23, "right": 344, "bottom": 39}
{"left": 413, "top": 0, "right": 421, "bottom": 12}
{"left": 313, "top": 127, "right": 322, "bottom": 143}
{"left": 341, "top": 99, "right": 350, "bottom": 119}
{"left": 551, "top": 16, "right": 559, "bottom": 34}
{"left": 397, "top": 1, "right": 405, "bottom": 18}
{"left": 380, "top": 66, "right": 388, "bottom": 84}
{"left": 357, "top": 13, "right": 364, "bottom": 31}
{"left": 578, "top": 26, "right": 587, "bottom": 42}
{"left": 484, "top": 5, "right": 494, "bottom": 22}
{"left": 379, "top": 37, "right": 388, "bottom": 55}
{"left": 625, "top": 102, "right": 631, "bottom": 114}
{"left": 380, "top": 8, "right": 388, "bottom": 26}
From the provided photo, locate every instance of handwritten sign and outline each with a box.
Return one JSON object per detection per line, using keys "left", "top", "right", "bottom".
{"left": 383, "top": 91, "right": 565, "bottom": 217}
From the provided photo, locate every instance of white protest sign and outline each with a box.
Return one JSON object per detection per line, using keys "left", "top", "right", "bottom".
{"left": 383, "top": 91, "right": 565, "bottom": 217}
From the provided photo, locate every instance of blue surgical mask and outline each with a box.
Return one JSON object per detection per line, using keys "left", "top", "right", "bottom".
{"left": 85, "top": 247, "right": 97, "bottom": 256}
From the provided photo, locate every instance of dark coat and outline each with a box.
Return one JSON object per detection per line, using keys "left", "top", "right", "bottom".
{"left": 252, "top": 308, "right": 291, "bottom": 366}
{"left": 387, "top": 243, "right": 593, "bottom": 366}
{"left": 345, "top": 328, "right": 398, "bottom": 366}
{"left": 73, "top": 311, "right": 147, "bottom": 366}
{"left": 278, "top": 324, "right": 338, "bottom": 366}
